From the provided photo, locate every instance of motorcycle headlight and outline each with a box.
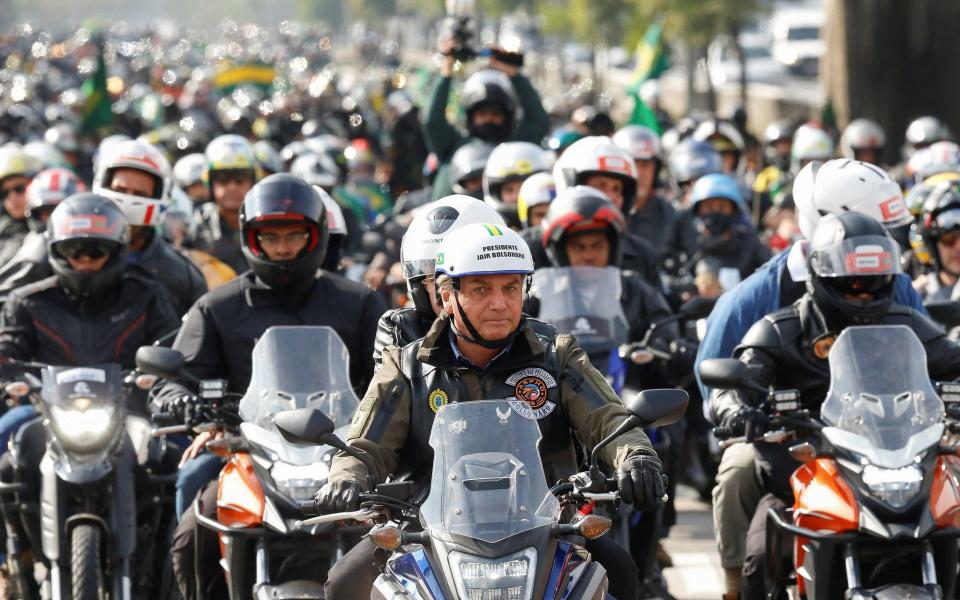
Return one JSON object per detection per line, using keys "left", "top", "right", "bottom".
{"left": 49, "top": 404, "right": 118, "bottom": 454}
{"left": 861, "top": 464, "right": 923, "bottom": 508}
{"left": 271, "top": 460, "right": 328, "bottom": 502}
{"left": 448, "top": 548, "right": 537, "bottom": 600}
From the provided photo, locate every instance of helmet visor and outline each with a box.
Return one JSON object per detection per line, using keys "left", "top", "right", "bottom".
{"left": 402, "top": 258, "right": 436, "bottom": 280}
{"left": 934, "top": 207, "right": 960, "bottom": 233}
{"left": 809, "top": 236, "right": 901, "bottom": 278}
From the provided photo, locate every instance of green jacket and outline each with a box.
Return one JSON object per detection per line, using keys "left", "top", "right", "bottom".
{"left": 423, "top": 73, "right": 551, "bottom": 201}
{"left": 329, "top": 315, "right": 656, "bottom": 491}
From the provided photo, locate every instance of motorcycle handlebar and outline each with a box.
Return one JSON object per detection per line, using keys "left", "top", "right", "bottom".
{"left": 717, "top": 428, "right": 793, "bottom": 449}
{"left": 300, "top": 500, "right": 319, "bottom": 517}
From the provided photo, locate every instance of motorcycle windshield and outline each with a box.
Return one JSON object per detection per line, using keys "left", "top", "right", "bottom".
{"left": 820, "top": 325, "right": 944, "bottom": 469}
{"left": 532, "top": 266, "right": 628, "bottom": 353}
{"left": 238, "top": 326, "right": 360, "bottom": 465}
{"left": 41, "top": 365, "right": 124, "bottom": 410}
{"left": 420, "top": 400, "right": 559, "bottom": 544}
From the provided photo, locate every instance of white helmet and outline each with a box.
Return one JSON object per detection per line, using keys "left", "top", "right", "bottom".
{"left": 402, "top": 195, "right": 506, "bottom": 316}
{"left": 290, "top": 152, "right": 339, "bottom": 190}
{"left": 553, "top": 136, "right": 638, "bottom": 203}
{"left": 839, "top": 118, "right": 886, "bottom": 158}
{"left": 173, "top": 153, "right": 207, "bottom": 189}
{"left": 22, "top": 141, "right": 70, "bottom": 170}
{"left": 482, "top": 142, "right": 550, "bottom": 224}
{"left": 791, "top": 125, "right": 834, "bottom": 173}
{"left": 435, "top": 222, "right": 534, "bottom": 280}
{"left": 612, "top": 125, "right": 662, "bottom": 161}
{"left": 92, "top": 139, "right": 172, "bottom": 226}
{"left": 316, "top": 186, "right": 347, "bottom": 237}
{"left": 793, "top": 159, "right": 910, "bottom": 239}
{"left": 516, "top": 172, "right": 556, "bottom": 228}
{"left": 905, "top": 141, "right": 960, "bottom": 184}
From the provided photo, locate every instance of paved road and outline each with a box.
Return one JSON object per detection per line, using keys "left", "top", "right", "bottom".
{"left": 661, "top": 485, "right": 726, "bottom": 600}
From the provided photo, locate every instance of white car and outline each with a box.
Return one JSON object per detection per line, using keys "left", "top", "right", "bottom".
{"left": 707, "top": 32, "right": 788, "bottom": 87}
{"left": 771, "top": 6, "right": 825, "bottom": 78}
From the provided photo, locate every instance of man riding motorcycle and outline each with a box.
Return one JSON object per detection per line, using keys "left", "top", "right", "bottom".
{"left": 0, "top": 147, "right": 41, "bottom": 266}
{"left": 0, "top": 140, "right": 207, "bottom": 315}
{"left": 193, "top": 134, "right": 258, "bottom": 273}
{"left": 318, "top": 222, "right": 667, "bottom": 600}
{"left": 161, "top": 173, "right": 387, "bottom": 600}
{"left": 0, "top": 192, "right": 180, "bottom": 574}
{"left": 696, "top": 159, "right": 924, "bottom": 596}
{"left": 710, "top": 211, "right": 960, "bottom": 599}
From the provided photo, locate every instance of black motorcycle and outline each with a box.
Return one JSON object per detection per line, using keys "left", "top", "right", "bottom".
{"left": 0, "top": 362, "right": 178, "bottom": 600}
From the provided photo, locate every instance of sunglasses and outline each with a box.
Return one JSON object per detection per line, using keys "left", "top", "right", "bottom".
{"left": 824, "top": 275, "right": 893, "bottom": 296}
{"left": 57, "top": 240, "right": 115, "bottom": 260}
{"left": 939, "top": 230, "right": 960, "bottom": 248}
{"left": 0, "top": 184, "right": 27, "bottom": 201}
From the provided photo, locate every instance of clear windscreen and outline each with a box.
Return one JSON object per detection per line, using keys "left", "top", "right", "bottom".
{"left": 820, "top": 326, "right": 944, "bottom": 468}
{"left": 420, "top": 400, "right": 559, "bottom": 543}
{"left": 533, "top": 266, "right": 629, "bottom": 353}
{"left": 238, "top": 327, "right": 360, "bottom": 464}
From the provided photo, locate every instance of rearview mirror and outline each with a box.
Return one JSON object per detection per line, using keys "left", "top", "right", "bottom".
{"left": 625, "top": 389, "right": 689, "bottom": 428}
{"left": 678, "top": 296, "right": 717, "bottom": 321}
{"left": 698, "top": 358, "right": 753, "bottom": 390}
{"left": 136, "top": 346, "right": 187, "bottom": 380}
{"left": 924, "top": 301, "right": 960, "bottom": 329}
{"left": 275, "top": 408, "right": 338, "bottom": 447}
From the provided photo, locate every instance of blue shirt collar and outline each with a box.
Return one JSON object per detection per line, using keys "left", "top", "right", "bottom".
{"left": 448, "top": 325, "right": 512, "bottom": 371}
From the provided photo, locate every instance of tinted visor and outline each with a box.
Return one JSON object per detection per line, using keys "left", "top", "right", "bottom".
{"left": 822, "top": 274, "right": 895, "bottom": 296}
{"left": 55, "top": 239, "right": 119, "bottom": 260}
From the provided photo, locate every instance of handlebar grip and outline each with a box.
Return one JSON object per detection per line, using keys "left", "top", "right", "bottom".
{"left": 712, "top": 426, "right": 733, "bottom": 439}
{"left": 300, "top": 500, "right": 319, "bottom": 517}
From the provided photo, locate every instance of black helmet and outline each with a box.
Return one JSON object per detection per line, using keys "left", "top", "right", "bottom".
{"left": 807, "top": 211, "right": 901, "bottom": 329}
{"left": 47, "top": 192, "right": 130, "bottom": 300}
{"left": 540, "top": 186, "right": 626, "bottom": 267}
{"left": 461, "top": 70, "right": 517, "bottom": 143}
{"left": 450, "top": 141, "right": 494, "bottom": 198}
{"left": 918, "top": 181, "right": 960, "bottom": 276}
{"left": 240, "top": 174, "right": 328, "bottom": 289}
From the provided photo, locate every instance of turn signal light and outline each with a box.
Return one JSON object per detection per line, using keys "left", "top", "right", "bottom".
{"left": 789, "top": 442, "right": 817, "bottom": 463}
{"left": 370, "top": 526, "right": 403, "bottom": 550}
{"left": 577, "top": 515, "right": 612, "bottom": 540}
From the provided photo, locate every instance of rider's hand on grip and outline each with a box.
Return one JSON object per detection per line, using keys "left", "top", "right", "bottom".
{"left": 314, "top": 479, "right": 364, "bottom": 514}
{"left": 300, "top": 500, "right": 320, "bottom": 516}
{"left": 721, "top": 406, "right": 770, "bottom": 443}
{"left": 617, "top": 454, "right": 667, "bottom": 511}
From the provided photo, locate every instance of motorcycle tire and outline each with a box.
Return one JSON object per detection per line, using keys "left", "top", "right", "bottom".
{"left": 70, "top": 524, "right": 104, "bottom": 600}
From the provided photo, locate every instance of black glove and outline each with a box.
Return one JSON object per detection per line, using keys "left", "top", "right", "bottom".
{"left": 720, "top": 406, "right": 771, "bottom": 442}
{"left": 617, "top": 454, "right": 667, "bottom": 511}
{"left": 314, "top": 479, "right": 364, "bottom": 514}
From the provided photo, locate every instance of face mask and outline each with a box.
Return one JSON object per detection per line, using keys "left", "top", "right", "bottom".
{"left": 696, "top": 212, "right": 738, "bottom": 237}
{"left": 470, "top": 122, "right": 510, "bottom": 143}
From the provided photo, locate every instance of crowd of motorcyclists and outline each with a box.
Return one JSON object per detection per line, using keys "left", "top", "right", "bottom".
{"left": 0, "top": 16, "right": 959, "bottom": 600}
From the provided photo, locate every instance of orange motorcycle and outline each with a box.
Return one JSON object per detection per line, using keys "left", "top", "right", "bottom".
{"left": 702, "top": 325, "right": 960, "bottom": 600}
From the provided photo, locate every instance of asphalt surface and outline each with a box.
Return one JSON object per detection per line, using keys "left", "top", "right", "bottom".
{"left": 661, "top": 485, "right": 726, "bottom": 600}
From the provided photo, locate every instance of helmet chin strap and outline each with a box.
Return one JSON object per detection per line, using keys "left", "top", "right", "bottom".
{"left": 450, "top": 290, "right": 520, "bottom": 350}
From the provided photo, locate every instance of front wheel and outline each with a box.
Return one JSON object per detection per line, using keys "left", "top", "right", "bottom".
{"left": 70, "top": 524, "right": 104, "bottom": 600}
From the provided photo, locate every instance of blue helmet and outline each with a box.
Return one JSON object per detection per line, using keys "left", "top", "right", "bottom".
{"left": 689, "top": 173, "right": 744, "bottom": 212}
{"left": 668, "top": 139, "right": 723, "bottom": 189}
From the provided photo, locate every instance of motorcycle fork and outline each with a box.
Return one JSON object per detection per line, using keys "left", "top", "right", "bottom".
{"left": 842, "top": 541, "right": 939, "bottom": 594}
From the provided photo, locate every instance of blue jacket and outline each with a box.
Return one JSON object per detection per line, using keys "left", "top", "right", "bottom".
{"left": 695, "top": 243, "right": 927, "bottom": 418}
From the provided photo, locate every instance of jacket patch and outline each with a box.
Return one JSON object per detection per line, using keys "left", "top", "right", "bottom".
{"left": 428, "top": 388, "right": 449, "bottom": 413}
{"left": 506, "top": 368, "right": 557, "bottom": 419}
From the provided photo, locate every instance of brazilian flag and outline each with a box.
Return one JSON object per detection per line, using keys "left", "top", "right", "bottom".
{"left": 81, "top": 40, "right": 113, "bottom": 135}
{"left": 626, "top": 21, "right": 669, "bottom": 133}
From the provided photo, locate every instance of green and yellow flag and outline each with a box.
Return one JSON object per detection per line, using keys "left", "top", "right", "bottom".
{"left": 81, "top": 41, "right": 113, "bottom": 135}
{"left": 626, "top": 21, "right": 669, "bottom": 133}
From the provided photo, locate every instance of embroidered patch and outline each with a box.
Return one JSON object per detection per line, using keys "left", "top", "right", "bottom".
{"left": 428, "top": 389, "right": 449, "bottom": 413}
{"left": 506, "top": 368, "right": 557, "bottom": 419}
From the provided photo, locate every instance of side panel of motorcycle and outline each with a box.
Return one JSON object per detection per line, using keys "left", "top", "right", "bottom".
{"left": 217, "top": 453, "right": 265, "bottom": 528}
{"left": 790, "top": 457, "right": 858, "bottom": 595}
{"left": 929, "top": 454, "right": 960, "bottom": 528}
{"left": 38, "top": 450, "right": 64, "bottom": 561}
{"left": 109, "top": 439, "right": 137, "bottom": 559}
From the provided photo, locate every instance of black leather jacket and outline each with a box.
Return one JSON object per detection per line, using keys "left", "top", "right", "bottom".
{"left": 0, "top": 273, "right": 180, "bottom": 367}
{"left": 0, "top": 215, "right": 30, "bottom": 268}
{"left": 160, "top": 271, "right": 387, "bottom": 402}
{"left": 0, "top": 230, "right": 206, "bottom": 317}
{"left": 192, "top": 203, "right": 247, "bottom": 274}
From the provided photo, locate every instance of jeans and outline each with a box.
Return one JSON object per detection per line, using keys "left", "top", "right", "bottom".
{"left": 0, "top": 405, "right": 37, "bottom": 453}
{"left": 175, "top": 452, "right": 223, "bottom": 520}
